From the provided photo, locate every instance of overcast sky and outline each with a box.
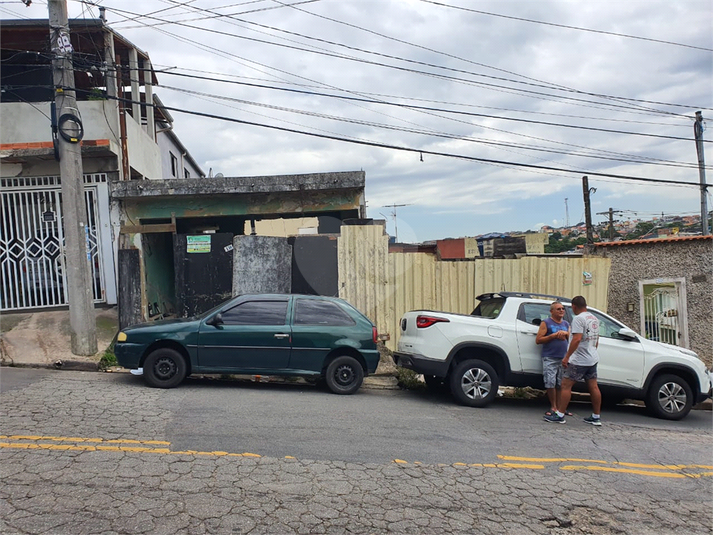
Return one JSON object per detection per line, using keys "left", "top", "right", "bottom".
{"left": 4, "top": 0, "right": 712, "bottom": 241}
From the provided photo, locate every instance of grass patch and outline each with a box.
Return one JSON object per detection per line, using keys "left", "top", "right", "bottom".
{"left": 395, "top": 367, "right": 426, "bottom": 390}
{"left": 99, "top": 346, "right": 117, "bottom": 370}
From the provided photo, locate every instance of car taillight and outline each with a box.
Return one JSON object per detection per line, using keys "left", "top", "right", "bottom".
{"left": 372, "top": 326, "right": 378, "bottom": 343}
{"left": 416, "top": 315, "right": 450, "bottom": 328}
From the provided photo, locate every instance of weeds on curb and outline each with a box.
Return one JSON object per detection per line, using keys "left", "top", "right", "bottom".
{"left": 395, "top": 367, "right": 426, "bottom": 390}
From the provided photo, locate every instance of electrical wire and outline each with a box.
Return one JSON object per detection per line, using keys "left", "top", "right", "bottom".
{"left": 161, "top": 83, "right": 707, "bottom": 170}
{"left": 76, "top": 1, "right": 709, "bottom": 118}
{"left": 418, "top": 0, "right": 713, "bottom": 53}
{"left": 98, "top": 90, "right": 707, "bottom": 188}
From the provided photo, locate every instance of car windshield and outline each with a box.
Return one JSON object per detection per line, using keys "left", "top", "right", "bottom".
{"left": 192, "top": 296, "right": 237, "bottom": 320}
{"left": 471, "top": 298, "right": 505, "bottom": 319}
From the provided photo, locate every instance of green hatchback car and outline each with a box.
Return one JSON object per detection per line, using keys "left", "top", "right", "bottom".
{"left": 115, "top": 294, "right": 380, "bottom": 395}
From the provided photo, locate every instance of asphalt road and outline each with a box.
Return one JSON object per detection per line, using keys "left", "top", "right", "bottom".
{"left": 1, "top": 367, "right": 711, "bottom": 534}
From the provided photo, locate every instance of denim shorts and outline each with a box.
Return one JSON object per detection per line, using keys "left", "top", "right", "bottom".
{"left": 542, "top": 358, "right": 563, "bottom": 388}
{"left": 564, "top": 363, "right": 598, "bottom": 382}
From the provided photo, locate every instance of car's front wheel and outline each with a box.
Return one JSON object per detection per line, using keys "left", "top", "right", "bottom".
{"left": 143, "top": 348, "right": 187, "bottom": 389}
{"left": 645, "top": 374, "right": 693, "bottom": 420}
{"left": 450, "top": 359, "right": 499, "bottom": 407}
{"left": 325, "top": 355, "right": 364, "bottom": 395}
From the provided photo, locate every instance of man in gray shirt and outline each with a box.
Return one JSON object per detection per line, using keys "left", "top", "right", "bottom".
{"left": 544, "top": 295, "right": 602, "bottom": 425}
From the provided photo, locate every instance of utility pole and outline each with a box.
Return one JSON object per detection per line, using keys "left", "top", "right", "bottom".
{"left": 48, "top": 0, "right": 97, "bottom": 355}
{"left": 582, "top": 176, "right": 595, "bottom": 244}
{"left": 564, "top": 197, "right": 569, "bottom": 228}
{"left": 596, "top": 207, "right": 623, "bottom": 241}
{"left": 694, "top": 111, "right": 709, "bottom": 235}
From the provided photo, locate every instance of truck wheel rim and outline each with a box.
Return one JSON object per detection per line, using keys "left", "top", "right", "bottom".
{"left": 460, "top": 368, "right": 491, "bottom": 400}
{"left": 657, "top": 381, "right": 686, "bottom": 413}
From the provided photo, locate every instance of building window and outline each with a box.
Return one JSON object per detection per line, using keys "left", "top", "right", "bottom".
{"left": 184, "top": 168, "right": 190, "bottom": 179}
{"left": 170, "top": 152, "right": 178, "bottom": 177}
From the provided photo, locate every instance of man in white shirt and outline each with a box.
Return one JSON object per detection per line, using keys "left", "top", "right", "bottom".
{"left": 544, "top": 295, "right": 602, "bottom": 426}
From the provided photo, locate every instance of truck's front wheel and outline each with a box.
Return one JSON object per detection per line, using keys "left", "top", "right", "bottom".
{"left": 450, "top": 359, "right": 499, "bottom": 407}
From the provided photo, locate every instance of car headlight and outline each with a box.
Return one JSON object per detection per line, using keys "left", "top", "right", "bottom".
{"left": 117, "top": 332, "right": 127, "bottom": 342}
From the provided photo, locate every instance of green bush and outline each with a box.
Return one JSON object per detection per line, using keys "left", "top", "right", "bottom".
{"left": 395, "top": 367, "right": 426, "bottom": 390}
{"left": 98, "top": 347, "right": 117, "bottom": 370}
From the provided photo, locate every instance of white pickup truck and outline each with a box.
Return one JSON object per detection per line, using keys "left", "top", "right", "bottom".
{"left": 394, "top": 292, "right": 712, "bottom": 420}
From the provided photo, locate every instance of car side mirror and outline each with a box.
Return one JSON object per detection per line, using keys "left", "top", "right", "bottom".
{"left": 207, "top": 313, "right": 224, "bottom": 327}
{"left": 617, "top": 327, "right": 638, "bottom": 341}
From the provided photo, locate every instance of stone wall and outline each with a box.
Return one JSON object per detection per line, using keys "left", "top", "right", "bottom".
{"left": 596, "top": 238, "right": 713, "bottom": 366}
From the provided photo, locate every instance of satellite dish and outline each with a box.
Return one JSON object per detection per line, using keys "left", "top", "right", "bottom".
{"left": 214, "top": 173, "right": 224, "bottom": 179}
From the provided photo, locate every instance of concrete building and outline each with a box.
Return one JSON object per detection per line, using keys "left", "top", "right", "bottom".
{"left": 595, "top": 236, "right": 713, "bottom": 366}
{"left": 0, "top": 18, "right": 202, "bottom": 312}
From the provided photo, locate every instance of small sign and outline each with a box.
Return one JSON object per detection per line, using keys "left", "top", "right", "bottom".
{"left": 582, "top": 271, "right": 593, "bottom": 286}
{"left": 187, "top": 235, "right": 211, "bottom": 253}
{"left": 224, "top": 244, "right": 234, "bottom": 252}
{"left": 43, "top": 211, "right": 56, "bottom": 222}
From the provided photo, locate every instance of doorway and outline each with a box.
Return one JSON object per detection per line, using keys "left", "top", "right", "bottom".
{"left": 639, "top": 278, "right": 688, "bottom": 348}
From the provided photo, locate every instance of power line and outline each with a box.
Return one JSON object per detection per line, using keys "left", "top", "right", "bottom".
{"left": 78, "top": 1, "right": 708, "bottom": 117}
{"left": 419, "top": 0, "right": 713, "bottom": 52}
{"left": 100, "top": 91, "right": 706, "bottom": 188}
{"left": 152, "top": 71, "right": 708, "bottom": 144}
{"left": 160, "top": 82, "right": 707, "bottom": 170}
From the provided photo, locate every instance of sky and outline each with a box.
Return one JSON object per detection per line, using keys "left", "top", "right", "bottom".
{"left": 3, "top": 0, "right": 712, "bottom": 242}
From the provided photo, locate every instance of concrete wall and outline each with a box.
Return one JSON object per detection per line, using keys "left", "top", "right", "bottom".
{"left": 232, "top": 236, "right": 292, "bottom": 295}
{"left": 244, "top": 217, "right": 319, "bottom": 237}
{"left": 156, "top": 131, "right": 203, "bottom": 179}
{"left": 124, "top": 112, "right": 161, "bottom": 180}
{"left": 1, "top": 101, "right": 118, "bottom": 145}
{"left": 596, "top": 238, "right": 713, "bottom": 366}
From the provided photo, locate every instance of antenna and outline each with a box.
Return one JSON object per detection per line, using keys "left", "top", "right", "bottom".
{"left": 382, "top": 203, "right": 412, "bottom": 242}
{"left": 564, "top": 197, "right": 569, "bottom": 227}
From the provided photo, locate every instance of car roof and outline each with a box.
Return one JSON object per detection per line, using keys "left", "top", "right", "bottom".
{"left": 476, "top": 292, "right": 572, "bottom": 303}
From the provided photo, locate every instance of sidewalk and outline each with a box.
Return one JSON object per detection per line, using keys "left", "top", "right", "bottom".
{"left": 0, "top": 307, "right": 118, "bottom": 371}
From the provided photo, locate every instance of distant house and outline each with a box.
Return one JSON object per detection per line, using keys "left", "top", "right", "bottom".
{"left": 595, "top": 236, "right": 713, "bottom": 366}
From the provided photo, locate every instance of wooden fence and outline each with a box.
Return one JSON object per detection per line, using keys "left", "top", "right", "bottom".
{"left": 338, "top": 225, "right": 611, "bottom": 350}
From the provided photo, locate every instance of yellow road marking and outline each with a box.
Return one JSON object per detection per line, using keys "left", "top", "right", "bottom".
{"left": 0, "top": 435, "right": 170, "bottom": 446}
{"left": 0, "top": 442, "right": 261, "bottom": 458}
{"left": 498, "top": 455, "right": 607, "bottom": 464}
{"left": 560, "top": 465, "right": 693, "bottom": 478}
{"left": 2, "top": 435, "right": 707, "bottom": 478}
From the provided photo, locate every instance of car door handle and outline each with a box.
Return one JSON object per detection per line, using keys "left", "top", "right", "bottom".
{"left": 274, "top": 333, "right": 290, "bottom": 339}
{"left": 523, "top": 332, "right": 537, "bottom": 336}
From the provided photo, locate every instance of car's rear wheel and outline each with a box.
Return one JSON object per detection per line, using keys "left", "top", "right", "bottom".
{"left": 143, "top": 348, "right": 187, "bottom": 389}
{"left": 325, "top": 355, "right": 364, "bottom": 395}
{"left": 645, "top": 374, "right": 693, "bottom": 420}
{"left": 450, "top": 359, "right": 499, "bottom": 407}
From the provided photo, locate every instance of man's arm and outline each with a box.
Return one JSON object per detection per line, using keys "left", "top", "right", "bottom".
{"left": 535, "top": 321, "right": 549, "bottom": 345}
{"left": 562, "top": 333, "right": 582, "bottom": 367}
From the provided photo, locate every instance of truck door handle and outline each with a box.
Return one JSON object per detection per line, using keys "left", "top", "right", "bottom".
{"left": 274, "top": 333, "right": 290, "bottom": 339}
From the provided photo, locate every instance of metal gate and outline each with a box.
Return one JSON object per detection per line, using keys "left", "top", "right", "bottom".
{"left": 642, "top": 285, "right": 681, "bottom": 346}
{"left": 0, "top": 174, "right": 108, "bottom": 311}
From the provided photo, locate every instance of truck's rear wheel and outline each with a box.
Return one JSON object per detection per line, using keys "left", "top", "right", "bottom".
{"left": 450, "top": 359, "right": 499, "bottom": 407}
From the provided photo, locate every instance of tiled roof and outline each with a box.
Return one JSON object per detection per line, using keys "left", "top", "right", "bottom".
{"left": 594, "top": 235, "right": 713, "bottom": 247}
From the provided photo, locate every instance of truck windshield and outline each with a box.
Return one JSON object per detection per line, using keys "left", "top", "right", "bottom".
{"left": 471, "top": 298, "right": 505, "bottom": 319}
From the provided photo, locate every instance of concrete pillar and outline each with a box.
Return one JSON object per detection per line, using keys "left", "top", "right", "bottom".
{"left": 143, "top": 59, "right": 155, "bottom": 140}
{"left": 128, "top": 48, "right": 140, "bottom": 123}
{"left": 233, "top": 236, "right": 292, "bottom": 295}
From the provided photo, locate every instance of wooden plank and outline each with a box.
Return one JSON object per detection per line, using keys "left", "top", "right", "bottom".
{"left": 120, "top": 223, "right": 176, "bottom": 234}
